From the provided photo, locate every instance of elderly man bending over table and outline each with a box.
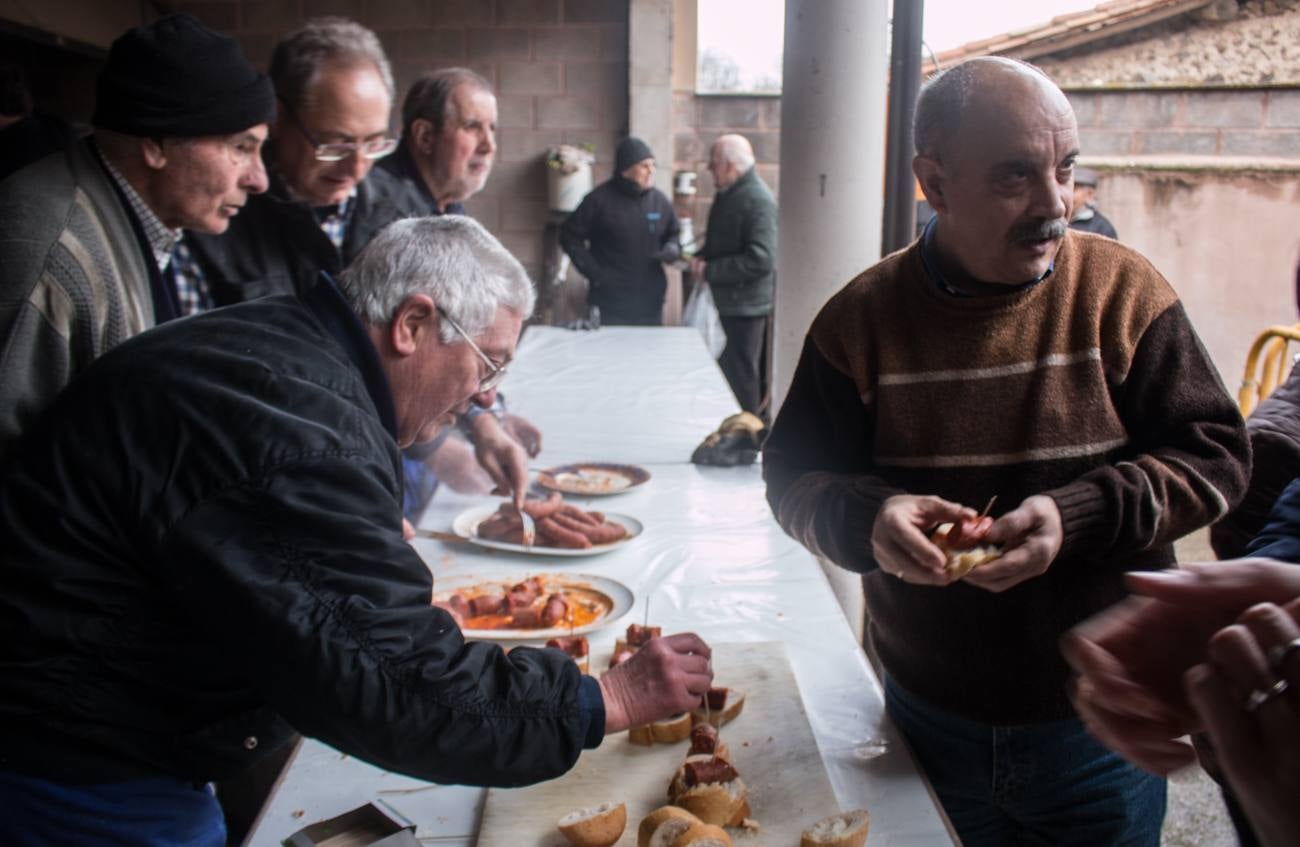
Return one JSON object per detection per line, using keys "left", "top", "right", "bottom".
{"left": 0, "top": 216, "right": 711, "bottom": 846}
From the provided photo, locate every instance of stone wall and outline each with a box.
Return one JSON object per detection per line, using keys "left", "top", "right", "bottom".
{"left": 166, "top": 0, "right": 631, "bottom": 287}
{"left": 1037, "top": 0, "right": 1300, "bottom": 87}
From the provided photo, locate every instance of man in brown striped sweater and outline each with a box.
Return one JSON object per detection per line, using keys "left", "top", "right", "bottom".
{"left": 764, "top": 57, "right": 1249, "bottom": 845}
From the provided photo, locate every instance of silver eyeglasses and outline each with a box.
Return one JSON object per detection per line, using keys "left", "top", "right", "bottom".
{"left": 437, "top": 306, "right": 507, "bottom": 392}
{"left": 280, "top": 100, "right": 397, "bottom": 163}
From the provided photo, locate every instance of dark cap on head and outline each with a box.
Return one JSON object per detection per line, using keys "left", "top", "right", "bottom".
{"left": 1074, "top": 166, "right": 1099, "bottom": 186}
{"left": 615, "top": 136, "right": 654, "bottom": 173}
{"left": 93, "top": 14, "right": 275, "bottom": 137}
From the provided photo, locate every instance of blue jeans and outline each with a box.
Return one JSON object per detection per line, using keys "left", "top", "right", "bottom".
{"left": 0, "top": 770, "right": 225, "bottom": 847}
{"left": 885, "top": 677, "right": 1166, "bottom": 846}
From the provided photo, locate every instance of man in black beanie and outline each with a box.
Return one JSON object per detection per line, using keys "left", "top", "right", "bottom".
{"left": 560, "top": 135, "right": 681, "bottom": 325}
{"left": 0, "top": 13, "right": 274, "bottom": 463}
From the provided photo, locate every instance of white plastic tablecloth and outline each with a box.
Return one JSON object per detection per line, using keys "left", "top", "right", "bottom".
{"left": 248, "top": 326, "right": 954, "bottom": 846}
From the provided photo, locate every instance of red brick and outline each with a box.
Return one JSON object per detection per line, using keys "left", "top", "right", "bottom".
{"left": 397, "top": 28, "right": 465, "bottom": 61}
{"left": 499, "top": 61, "right": 562, "bottom": 94}
{"left": 563, "top": 0, "right": 627, "bottom": 23}
{"left": 698, "top": 97, "right": 760, "bottom": 129}
{"left": 173, "top": 2, "right": 238, "bottom": 32}
{"left": 498, "top": 230, "right": 544, "bottom": 267}
{"left": 240, "top": 0, "right": 300, "bottom": 33}
{"left": 368, "top": 0, "right": 432, "bottom": 29}
{"left": 486, "top": 158, "right": 549, "bottom": 200}
{"left": 502, "top": 198, "right": 550, "bottom": 230}
{"left": 497, "top": 0, "right": 560, "bottom": 25}
{"left": 498, "top": 128, "right": 565, "bottom": 163}
{"left": 467, "top": 28, "right": 532, "bottom": 59}
{"left": 428, "top": 0, "right": 494, "bottom": 26}
{"left": 462, "top": 194, "right": 500, "bottom": 230}
{"left": 533, "top": 26, "right": 602, "bottom": 59}
{"left": 598, "top": 23, "right": 627, "bottom": 59}
{"left": 537, "top": 96, "right": 602, "bottom": 129}
{"left": 304, "top": 0, "right": 365, "bottom": 17}
{"left": 496, "top": 94, "right": 536, "bottom": 129}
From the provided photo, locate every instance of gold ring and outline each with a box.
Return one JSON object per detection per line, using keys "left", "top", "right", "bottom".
{"left": 1245, "top": 678, "right": 1290, "bottom": 712}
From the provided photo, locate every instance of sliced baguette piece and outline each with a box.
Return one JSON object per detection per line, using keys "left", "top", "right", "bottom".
{"left": 638, "top": 806, "right": 700, "bottom": 847}
{"left": 674, "top": 776, "right": 747, "bottom": 826}
{"left": 557, "top": 801, "right": 627, "bottom": 847}
{"left": 630, "top": 712, "right": 692, "bottom": 746}
{"left": 669, "top": 821, "right": 733, "bottom": 847}
{"left": 932, "top": 523, "right": 1002, "bottom": 578}
{"left": 689, "top": 689, "right": 745, "bottom": 728}
{"left": 800, "top": 809, "right": 871, "bottom": 847}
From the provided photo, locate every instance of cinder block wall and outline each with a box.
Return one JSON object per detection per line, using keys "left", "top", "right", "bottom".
{"left": 1070, "top": 88, "right": 1300, "bottom": 158}
{"left": 169, "top": 0, "right": 631, "bottom": 285}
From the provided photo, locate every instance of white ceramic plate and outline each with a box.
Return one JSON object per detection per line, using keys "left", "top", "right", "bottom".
{"left": 535, "top": 462, "right": 651, "bottom": 496}
{"left": 451, "top": 504, "right": 643, "bottom": 556}
{"left": 432, "top": 573, "right": 634, "bottom": 641}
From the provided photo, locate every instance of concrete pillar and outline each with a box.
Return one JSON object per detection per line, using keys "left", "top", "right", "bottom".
{"left": 628, "top": 0, "right": 675, "bottom": 197}
{"left": 773, "top": 0, "right": 890, "bottom": 411}
{"left": 774, "top": 0, "right": 890, "bottom": 640}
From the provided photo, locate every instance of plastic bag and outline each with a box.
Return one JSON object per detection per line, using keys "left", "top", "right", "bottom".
{"left": 682, "top": 282, "right": 725, "bottom": 359}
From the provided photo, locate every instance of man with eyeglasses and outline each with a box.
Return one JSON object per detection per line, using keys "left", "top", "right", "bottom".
{"left": 0, "top": 14, "right": 273, "bottom": 462}
{"left": 0, "top": 216, "right": 713, "bottom": 846}
{"left": 179, "top": 17, "right": 418, "bottom": 309}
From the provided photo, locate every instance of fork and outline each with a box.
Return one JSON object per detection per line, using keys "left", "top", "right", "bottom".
{"left": 512, "top": 500, "right": 536, "bottom": 548}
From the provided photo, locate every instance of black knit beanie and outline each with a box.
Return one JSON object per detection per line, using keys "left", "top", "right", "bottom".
{"left": 615, "top": 136, "right": 654, "bottom": 173}
{"left": 93, "top": 14, "right": 276, "bottom": 138}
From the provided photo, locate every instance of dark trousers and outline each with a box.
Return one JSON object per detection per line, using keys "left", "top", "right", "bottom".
{"left": 719, "top": 314, "right": 768, "bottom": 416}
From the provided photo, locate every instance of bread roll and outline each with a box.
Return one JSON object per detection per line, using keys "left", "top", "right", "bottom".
{"left": 638, "top": 806, "right": 699, "bottom": 847}
{"left": 669, "top": 821, "right": 733, "bottom": 847}
{"left": 674, "top": 776, "right": 747, "bottom": 826}
{"left": 667, "top": 754, "right": 714, "bottom": 800}
{"left": 932, "top": 522, "right": 1001, "bottom": 577}
{"left": 801, "top": 809, "right": 871, "bottom": 847}
{"left": 689, "top": 689, "right": 745, "bottom": 728}
{"left": 557, "top": 801, "right": 627, "bottom": 847}
{"left": 629, "top": 712, "right": 692, "bottom": 746}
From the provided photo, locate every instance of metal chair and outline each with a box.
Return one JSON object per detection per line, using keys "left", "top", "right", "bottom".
{"left": 1238, "top": 324, "right": 1300, "bottom": 416}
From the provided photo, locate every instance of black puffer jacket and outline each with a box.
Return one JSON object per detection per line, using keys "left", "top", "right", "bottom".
{"left": 0, "top": 280, "right": 603, "bottom": 785}
{"left": 559, "top": 176, "right": 680, "bottom": 325}
{"left": 184, "top": 165, "right": 423, "bottom": 305}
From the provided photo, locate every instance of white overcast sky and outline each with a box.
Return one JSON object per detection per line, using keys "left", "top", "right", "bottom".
{"left": 698, "top": 0, "right": 1107, "bottom": 86}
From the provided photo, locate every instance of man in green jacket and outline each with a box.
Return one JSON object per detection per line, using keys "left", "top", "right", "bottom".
{"left": 690, "top": 134, "right": 777, "bottom": 417}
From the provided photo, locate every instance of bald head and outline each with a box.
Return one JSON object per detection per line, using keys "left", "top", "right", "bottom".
{"left": 911, "top": 58, "right": 1079, "bottom": 286}
{"left": 708, "top": 133, "right": 754, "bottom": 191}
{"left": 914, "top": 57, "right": 1072, "bottom": 162}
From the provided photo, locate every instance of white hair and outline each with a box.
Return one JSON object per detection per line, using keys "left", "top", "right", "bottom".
{"left": 714, "top": 134, "right": 755, "bottom": 172}
{"left": 338, "top": 216, "right": 535, "bottom": 342}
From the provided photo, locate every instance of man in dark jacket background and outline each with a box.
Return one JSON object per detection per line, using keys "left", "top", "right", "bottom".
{"left": 0, "top": 216, "right": 711, "bottom": 846}
{"left": 560, "top": 136, "right": 680, "bottom": 326}
{"left": 690, "top": 134, "right": 777, "bottom": 417}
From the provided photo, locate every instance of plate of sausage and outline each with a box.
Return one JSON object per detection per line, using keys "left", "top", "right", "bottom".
{"left": 452, "top": 493, "right": 643, "bottom": 556}
{"left": 535, "top": 462, "right": 651, "bottom": 496}
{"left": 432, "top": 573, "right": 634, "bottom": 640}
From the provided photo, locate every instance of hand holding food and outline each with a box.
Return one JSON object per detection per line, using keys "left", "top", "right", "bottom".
{"left": 960, "top": 494, "right": 1063, "bottom": 593}
{"left": 599, "top": 633, "right": 713, "bottom": 734}
{"left": 871, "top": 494, "right": 975, "bottom": 585}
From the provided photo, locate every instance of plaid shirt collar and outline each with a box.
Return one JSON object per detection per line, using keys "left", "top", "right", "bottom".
{"left": 96, "top": 143, "right": 182, "bottom": 272}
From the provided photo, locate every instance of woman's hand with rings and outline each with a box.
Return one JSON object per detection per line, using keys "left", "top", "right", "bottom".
{"left": 1184, "top": 599, "right": 1300, "bottom": 847}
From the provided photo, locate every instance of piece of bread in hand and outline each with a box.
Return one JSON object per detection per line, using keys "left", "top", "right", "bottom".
{"left": 638, "top": 806, "right": 700, "bottom": 847}
{"left": 800, "top": 809, "right": 871, "bottom": 847}
{"left": 689, "top": 688, "right": 745, "bottom": 728}
{"left": 629, "top": 712, "right": 692, "bottom": 746}
{"left": 557, "top": 801, "right": 627, "bottom": 847}
{"left": 669, "top": 821, "right": 734, "bottom": 847}
{"left": 931, "top": 522, "right": 1002, "bottom": 578}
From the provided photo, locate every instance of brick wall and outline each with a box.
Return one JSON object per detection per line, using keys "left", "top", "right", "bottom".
{"left": 166, "top": 0, "right": 631, "bottom": 284}
{"left": 670, "top": 91, "right": 781, "bottom": 247}
{"left": 1069, "top": 88, "right": 1300, "bottom": 159}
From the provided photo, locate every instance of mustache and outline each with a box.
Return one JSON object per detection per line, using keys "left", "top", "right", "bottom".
{"left": 1009, "top": 218, "right": 1068, "bottom": 243}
